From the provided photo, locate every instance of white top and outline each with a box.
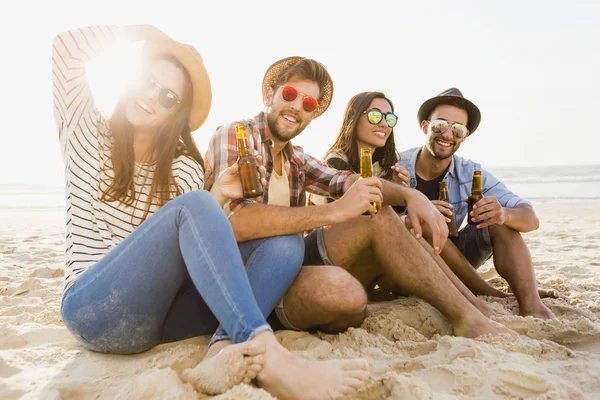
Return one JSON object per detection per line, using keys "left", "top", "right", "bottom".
{"left": 268, "top": 152, "right": 291, "bottom": 207}
{"left": 52, "top": 25, "right": 204, "bottom": 292}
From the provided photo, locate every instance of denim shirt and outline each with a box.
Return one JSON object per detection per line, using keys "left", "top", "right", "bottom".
{"left": 398, "top": 147, "right": 531, "bottom": 227}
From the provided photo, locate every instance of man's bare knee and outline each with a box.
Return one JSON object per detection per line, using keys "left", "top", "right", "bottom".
{"left": 282, "top": 265, "right": 367, "bottom": 330}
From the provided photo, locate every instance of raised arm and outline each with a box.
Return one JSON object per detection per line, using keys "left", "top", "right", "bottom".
{"left": 52, "top": 25, "right": 169, "bottom": 141}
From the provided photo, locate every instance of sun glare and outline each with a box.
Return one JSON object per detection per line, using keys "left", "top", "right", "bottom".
{"left": 86, "top": 42, "right": 144, "bottom": 116}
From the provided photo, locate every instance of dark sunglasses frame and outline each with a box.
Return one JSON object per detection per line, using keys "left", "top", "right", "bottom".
{"left": 427, "top": 119, "right": 469, "bottom": 139}
{"left": 141, "top": 76, "right": 181, "bottom": 110}
{"left": 277, "top": 85, "right": 319, "bottom": 113}
{"left": 363, "top": 109, "right": 398, "bottom": 128}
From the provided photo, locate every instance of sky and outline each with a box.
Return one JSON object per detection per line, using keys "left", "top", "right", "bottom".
{"left": 1, "top": 0, "right": 598, "bottom": 186}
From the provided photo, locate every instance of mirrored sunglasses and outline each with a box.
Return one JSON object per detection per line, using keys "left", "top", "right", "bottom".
{"left": 364, "top": 109, "right": 398, "bottom": 128}
{"left": 428, "top": 119, "right": 468, "bottom": 139}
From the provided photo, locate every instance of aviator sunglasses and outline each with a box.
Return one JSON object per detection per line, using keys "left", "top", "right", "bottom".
{"left": 277, "top": 85, "right": 319, "bottom": 112}
{"left": 428, "top": 119, "right": 469, "bottom": 139}
{"left": 363, "top": 109, "right": 398, "bottom": 128}
{"left": 139, "top": 75, "right": 181, "bottom": 110}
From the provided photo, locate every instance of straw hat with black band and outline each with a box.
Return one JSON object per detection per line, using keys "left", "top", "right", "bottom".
{"left": 261, "top": 56, "right": 333, "bottom": 119}
{"left": 417, "top": 88, "right": 481, "bottom": 134}
{"left": 142, "top": 37, "right": 212, "bottom": 132}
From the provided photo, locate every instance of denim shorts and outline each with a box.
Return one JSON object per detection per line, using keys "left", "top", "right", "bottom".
{"left": 450, "top": 223, "right": 493, "bottom": 268}
{"left": 302, "top": 227, "right": 333, "bottom": 266}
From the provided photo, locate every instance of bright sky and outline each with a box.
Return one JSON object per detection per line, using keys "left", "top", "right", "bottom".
{"left": 1, "top": 0, "right": 598, "bottom": 186}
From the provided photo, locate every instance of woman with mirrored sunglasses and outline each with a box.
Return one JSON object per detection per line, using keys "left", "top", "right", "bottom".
{"left": 315, "top": 91, "right": 400, "bottom": 192}
{"left": 53, "top": 24, "right": 314, "bottom": 396}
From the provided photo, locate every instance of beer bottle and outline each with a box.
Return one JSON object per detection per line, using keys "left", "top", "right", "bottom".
{"left": 359, "top": 148, "right": 377, "bottom": 214}
{"left": 467, "top": 170, "right": 483, "bottom": 225}
{"left": 439, "top": 182, "right": 458, "bottom": 237}
{"left": 235, "top": 124, "right": 263, "bottom": 198}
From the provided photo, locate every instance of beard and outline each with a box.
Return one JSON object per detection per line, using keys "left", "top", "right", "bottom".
{"left": 266, "top": 108, "right": 305, "bottom": 143}
{"left": 425, "top": 136, "right": 458, "bottom": 160}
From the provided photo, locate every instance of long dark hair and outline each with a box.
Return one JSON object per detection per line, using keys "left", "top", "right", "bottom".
{"left": 101, "top": 55, "right": 203, "bottom": 223}
{"left": 326, "top": 92, "right": 398, "bottom": 180}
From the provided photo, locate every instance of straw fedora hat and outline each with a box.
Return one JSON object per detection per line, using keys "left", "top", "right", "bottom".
{"left": 417, "top": 88, "right": 481, "bottom": 134}
{"left": 142, "top": 37, "right": 212, "bottom": 132}
{"left": 261, "top": 56, "right": 333, "bottom": 118}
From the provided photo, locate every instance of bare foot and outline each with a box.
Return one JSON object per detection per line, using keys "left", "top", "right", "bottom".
{"left": 538, "top": 288, "right": 559, "bottom": 299}
{"left": 453, "top": 314, "right": 518, "bottom": 338}
{"left": 255, "top": 332, "right": 370, "bottom": 400}
{"left": 259, "top": 355, "right": 369, "bottom": 400}
{"left": 472, "top": 298, "right": 497, "bottom": 318}
{"left": 519, "top": 302, "right": 556, "bottom": 319}
{"left": 181, "top": 341, "right": 266, "bottom": 395}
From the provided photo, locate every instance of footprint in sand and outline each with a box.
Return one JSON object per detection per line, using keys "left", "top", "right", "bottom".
{"left": 29, "top": 267, "right": 63, "bottom": 279}
{"left": 496, "top": 367, "right": 551, "bottom": 397}
{"left": 0, "top": 356, "right": 22, "bottom": 378}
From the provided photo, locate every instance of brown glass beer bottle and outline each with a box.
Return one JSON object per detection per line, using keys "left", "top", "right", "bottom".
{"left": 359, "top": 148, "right": 378, "bottom": 214}
{"left": 235, "top": 125, "right": 263, "bottom": 198}
{"left": 467, "top": 170, "right": 483, "bottom": 225}
{"left": 439, "top": 182, "right": 458, "bottom": 237}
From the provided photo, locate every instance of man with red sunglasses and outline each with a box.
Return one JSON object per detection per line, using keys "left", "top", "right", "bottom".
{"left": 395, "top": 88, "right": 556, "bottom": 319}
{"left": 205, "top": 58, "right": 517, "bottom": 345}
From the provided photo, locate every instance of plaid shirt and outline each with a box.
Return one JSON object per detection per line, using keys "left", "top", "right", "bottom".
{"left": 205, "top": 112, "right": 352, "bottom": 218}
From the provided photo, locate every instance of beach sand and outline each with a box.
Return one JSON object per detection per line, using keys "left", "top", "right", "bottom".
{"left": 1, "top": 203, "right": 600, "bottom": 399}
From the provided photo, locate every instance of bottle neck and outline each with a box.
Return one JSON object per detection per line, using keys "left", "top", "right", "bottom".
{"left": 439, "top": 189, "right": 449, "bottom": 202}
{"left": 360, "top": 154, "right": 373, "bottom": 178}
{"left": 237, "top": 137, "right": 252, "bottom": 157}
{"left": 471, "top": 175, "right": 482, "bottom": 194}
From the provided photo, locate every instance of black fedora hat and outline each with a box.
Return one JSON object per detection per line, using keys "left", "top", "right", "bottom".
{"left": 417, "top": 88, "right": 481, "bottom": 134}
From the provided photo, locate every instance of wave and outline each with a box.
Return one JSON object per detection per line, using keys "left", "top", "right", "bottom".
{"left": 501, "top": 176, "right": 600, "bottom": 184}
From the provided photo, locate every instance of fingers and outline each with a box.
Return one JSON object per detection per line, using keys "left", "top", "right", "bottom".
{"left": 225, "top": 162, "right": 239, "bottom": 175}
{"left": 408, "top": 213, "right": 423, "bottom": 240}
{"left": 431, "top": 200, "right": 453, "bottom": 217}
{"left": 391, "top": 165, "right": 410, "bottom": 186}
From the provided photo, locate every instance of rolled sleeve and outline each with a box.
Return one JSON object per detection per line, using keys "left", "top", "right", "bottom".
{"left": 482, "top": 170, "right": 531, "bottom": 208}
{"left": 328, "top": 170, "right": 352, "bottom": 199}
{"left": 303, "top": 152, "right": 352, "bottom": 198}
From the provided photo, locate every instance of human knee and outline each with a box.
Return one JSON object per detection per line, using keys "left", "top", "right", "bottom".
{"left": 266, "top": 234, "right": 305, "bottom": 266}
{"left": 322, "top": 267, "right": 368, "bottom": 315}
{"left": 489, "top": 224, "right": 520, "bottom": 242}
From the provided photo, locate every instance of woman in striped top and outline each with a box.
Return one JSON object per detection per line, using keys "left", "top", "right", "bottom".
{"left": 53, "top": 25, "right": 369, "bottom": 398}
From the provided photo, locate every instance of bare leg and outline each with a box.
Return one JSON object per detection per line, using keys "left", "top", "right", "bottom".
{"left": 320, "top": 206, "right": 516, "bottom": 338}
{"left": 281, "top": 265, "right": 369, "bottom": 333}
{"left": 181, "top": 340, "right": 266, "bottom": 394}
{"left": 415, "top": 237, "right": 498, "bottom": 317}
{"left": 439, "top": 240, "right": 510, "bottom": 297}
{"left": 488, "top": 224, "right": 555, "bottom": 319}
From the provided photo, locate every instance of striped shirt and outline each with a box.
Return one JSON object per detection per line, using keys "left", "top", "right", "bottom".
{"left": 52, "top": 25, "right": 204, "bottom": 293}
{"left": 204, "top": 112, "right": 352, "bottom": 217}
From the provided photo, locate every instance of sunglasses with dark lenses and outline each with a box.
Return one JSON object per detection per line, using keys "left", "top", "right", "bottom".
{"left": 428, "top": 119, "right": 469, "bottom": 139}
{"left": 364, "top": 109, "right": 398, "bottom": 128}
{"left": 278, "top": 85, "right": 319, "bottom": 113}
{"left": 140, "top": 76, "right": 181, "bottom": 110}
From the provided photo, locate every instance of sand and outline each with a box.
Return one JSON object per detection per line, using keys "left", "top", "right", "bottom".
{"left": 1, "top": 203, "right": 600, "bottom": 399}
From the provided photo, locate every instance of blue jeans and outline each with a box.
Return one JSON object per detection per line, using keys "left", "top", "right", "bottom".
{"left": 61, "top": 190, "right": 303, "bottom": 354}
{"left": 210, "top": 234, "right": 304, "bottom": 344}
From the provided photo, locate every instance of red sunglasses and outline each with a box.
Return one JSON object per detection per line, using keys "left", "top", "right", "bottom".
{"left": 277, "top": 85, "right": 319, "bottom": 113}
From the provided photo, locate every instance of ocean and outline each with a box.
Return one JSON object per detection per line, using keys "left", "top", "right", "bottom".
{"left": 1, "top": 164, "right": 599, "bottom": 213}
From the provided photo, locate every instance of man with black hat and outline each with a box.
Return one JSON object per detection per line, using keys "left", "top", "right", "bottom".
{"left": 395, "top": 88, "right": 556, "bottom": 319}
{"left": 205, "top": 59, "right": 517, "bottom": 351}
